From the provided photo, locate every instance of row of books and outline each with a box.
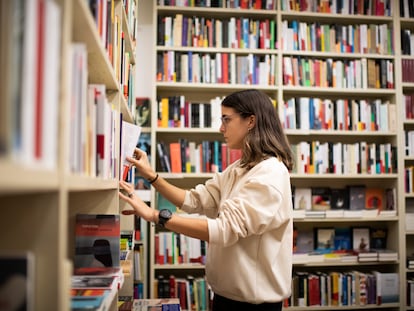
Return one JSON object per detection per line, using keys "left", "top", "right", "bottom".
{"left": 155, "top": 231, "right": 207, "bottom": 265}
{"left": 70, "top": 46, "right": 119, "bottom": 179}
{"left": 287, "top": 270, "right": 399, "bottom": 307}
{"left": 293, "top": 249, "right": 398, "bottom": 264}
{"left": 403, "top": 166, "right": 414, "bottom": 193}
{"left": 72, "top": 214, "right": 125, "bottom": 310}
{"left": 407, "top": 279, "right": 414, "bottom": 307}
{"left": 159, "top": 14, "right": 276, "bottom": 50}
{"left": 157, "top": 51, "right": 276, "bottom": 86}
{"left": 281, "top": 0, "right": 392, "bottom": 16}
{"left": 404, "top": 94, "right": 414, "bottom": 120}
{"left": 157, "top": 0, "right": 276, "bottom": 9}
{"left": 400, "top": 0, "right": 414, "bottom": 17}
{"left": 402, "top": 59, "right": 414, "bottom": 83}
{"left": 405, "top": 131, "right": 414, "bottom": 157}
{"left": 294, "top": 226, "right": 394, "bottom": 257}
{"left": 282, "top": 97, "right": 395, "bottom": 132}
{"left": 0, "top": 0, "right": 61, "bottom": 169}
{"left": 157, "top": 95, "right": 222, "bottom": 129}
{"left": 293, "top": 186, "right": 396, "bottom": 213}
{"left": 401, "top": 29, "right": 414, "bottom": 56}
{"left": 87, "top": 0, "right": 136, "bottom": 105}
{"left": 133, "top": 298, "right": 181, "bottom": 311}
{"left": 281, "top": 20, "right": 393, "bottom": 55}
{"left": 291, "top": 141, "right": 397, "bottom": 175}
{"left": 283, "top": 57, "right": 394, "bottom": 89}
{"left": 156, "top": 140, "right": 242, "bottom": 174}
{"left": 156, "top": 275, "right": 210, "bottom": 311}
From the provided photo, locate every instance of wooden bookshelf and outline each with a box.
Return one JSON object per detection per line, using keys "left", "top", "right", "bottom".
{"left": 0, "top": 0, "right": 139, "bottom": 309}
{"left": 132, "top": 0, "right": 413, "bottom": 310}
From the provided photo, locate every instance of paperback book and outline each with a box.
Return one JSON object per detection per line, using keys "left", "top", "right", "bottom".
{"left": 74, "top": 214, "right": 121, "bottom": 273}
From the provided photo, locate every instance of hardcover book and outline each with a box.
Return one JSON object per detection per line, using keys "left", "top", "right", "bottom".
{"left": 352, "top": 227, "right": 370, "bottom": 252}
{"left": 334, "top": 227, "right": 351, "bottom": 252}
{"left": 315, "top": 227, "right": 335, "bottom": 253}
{"left": 348, "top": 185, "right": 366, "bottom": 210}
{"left": 135, "top": 97, "right": 151, "bottom": 127}
{"left": 311, "top": 187, "right": 331, "bottom": 211}
{"left": 330, "top": 188, "right": 349, "bottom": 210}
{"left": 364, "top": 187, "right": 384, "bottom": 210}
{"left": 294, "top": 187, "right": 312, "bottom": 210}
{"left": 74, "top": 214, "right": 120, "bottom": 272}
{"left": 370, "top": 228, "right": 388, "bottom": 249}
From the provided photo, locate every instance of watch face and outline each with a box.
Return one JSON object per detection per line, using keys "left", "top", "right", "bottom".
{"left": 160, "top": 209, "right": 172, "bottom": 218}
{"left": 159, "top": 209, "right": 172, "bottom": 227}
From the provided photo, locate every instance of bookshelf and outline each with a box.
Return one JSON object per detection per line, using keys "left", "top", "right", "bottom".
{"left": 132, "top": 0, "right": 414, "bottom": 310}
{"left": 401, "top": 5, "right": 414, "bottom": 310}
{"left": 0, "top": 0, "right": 139, "bottom": 310}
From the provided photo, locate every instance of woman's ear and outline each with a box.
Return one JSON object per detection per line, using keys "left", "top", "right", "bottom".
{"left": 249, "top": 115, "right": 256, "bottom": 128}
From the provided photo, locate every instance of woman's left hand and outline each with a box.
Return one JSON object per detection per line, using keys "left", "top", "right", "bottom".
{"left": 119, "top": 180, "right": 154, "bottom": 221}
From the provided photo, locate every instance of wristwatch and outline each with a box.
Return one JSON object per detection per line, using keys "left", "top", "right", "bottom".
{"left": 158, "top": 209, "right": 172, "bottom": 227}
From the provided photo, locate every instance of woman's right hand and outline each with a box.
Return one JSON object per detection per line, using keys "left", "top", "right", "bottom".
{"left": 126, "top": 148, "right": 156, "bottom": 181}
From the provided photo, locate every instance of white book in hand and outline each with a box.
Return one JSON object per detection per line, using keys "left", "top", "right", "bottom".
{"left": 121, "top": 121, "right": 141, "bottom": 181}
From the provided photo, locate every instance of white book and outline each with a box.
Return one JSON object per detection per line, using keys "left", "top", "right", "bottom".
{"left": 40, "top": 0, "right": 61, "bottom": 170}
{"left": 20, "top": 0, "right": 39, "bottom": 166}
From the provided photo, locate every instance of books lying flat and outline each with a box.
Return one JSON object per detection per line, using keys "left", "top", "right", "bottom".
{"left": 71, "top": 275, "right": 118, "bottom": 290}
{"left": 133, "top": 298, "right": 181, "bottom": 311}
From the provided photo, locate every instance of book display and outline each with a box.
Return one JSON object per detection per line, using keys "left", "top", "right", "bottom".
{"left": 131, "top": 0, "right": 411, "bottom": 310}
{"left": 0, "top": 0, "right": 139, "bottom": 310}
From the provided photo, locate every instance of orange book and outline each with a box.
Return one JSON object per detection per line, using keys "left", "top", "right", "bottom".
{"left": 169, "top": 142, "right": 182, "bottom": 173}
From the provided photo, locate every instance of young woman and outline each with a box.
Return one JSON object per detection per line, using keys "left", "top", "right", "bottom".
{"left": 119, "top": 89, "right": 294, "bottom": 311}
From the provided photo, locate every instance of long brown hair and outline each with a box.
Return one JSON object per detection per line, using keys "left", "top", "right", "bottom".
{"left": 221, "top": 89, "right": 294, "bottom": 171}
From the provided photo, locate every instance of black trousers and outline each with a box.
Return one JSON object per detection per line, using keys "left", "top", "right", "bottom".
{"left": 212, "top": 293, "right": 283, "bottom": 311}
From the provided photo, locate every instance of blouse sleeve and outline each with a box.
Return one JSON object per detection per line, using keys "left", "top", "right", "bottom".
{"left": 180, "top": 173, "right": 222, "bottom": 219}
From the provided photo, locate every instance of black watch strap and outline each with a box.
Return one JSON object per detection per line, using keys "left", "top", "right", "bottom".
{"left": 158, "top": 209, "right": 172, "bottom": 227}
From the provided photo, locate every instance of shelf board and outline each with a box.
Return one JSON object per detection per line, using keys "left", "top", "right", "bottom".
{"left": 65, "top": 174, "right": 118, "bottom": 191}
{"left": 0, "top": 160, "right": 59, "bottom": 193}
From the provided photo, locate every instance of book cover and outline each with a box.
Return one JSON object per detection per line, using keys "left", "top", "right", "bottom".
{"left": 348, "top": 185, "right": 366, "bottom": 210}
{"left": 370, "top": 227, "right": 387, "bottom": 249}
{"left": 120, "top": 121, "right": 141, "bottom": 181}
{"left": 330, "top": 188, "right": 349, "bottom": 210}
{"left": 135, "top": 97, "right": 151, "bottom": 127}
{"left": 0, "top": 251, "right": 35, "bottom": 311}
{"left": 311, "top": 187, "right": 331, "bottom": 211}
{"left": 293, "top": 187, "right": 312, "bottom": 210}
{"left": 364, "top": 187, "right": 384, "bottom": 210}
{"left": 374, "top": 272, "right": 399, "bottom": 304}
{"left": 75, "top": 214, "right": 120, "bottom": 271}
{"left": 352, "top": 227, "right": 370, "bottom": 251}
{"left": 295, "top": 229, "right": 314, "bottom": 253}
{"left": 334, "top": 227, "right": 351, "bottom": 252}
{"left": 314, "top": 227, "right": 335, "bottom": 253}
{"left": 71, "top": 275, "right": 117, "bottom": 290}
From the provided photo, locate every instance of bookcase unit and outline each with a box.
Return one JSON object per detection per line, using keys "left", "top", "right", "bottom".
{"left": 401, "top": 7, "right": 414, "bottom": 310}
{"left": 0, "top": 0, "right": 140, "bottom": 310}
{"left": 133, "top": 0, "right": 414, "bottom": 310}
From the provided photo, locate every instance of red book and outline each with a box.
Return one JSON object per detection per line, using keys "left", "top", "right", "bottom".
{"left": 34, "top": 0, "right": 45, "bottom": 159}
{"left": 221, "top": 53, "right": 229, "bottom": 84}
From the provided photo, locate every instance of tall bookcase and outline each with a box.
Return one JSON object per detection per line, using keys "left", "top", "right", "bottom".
{"left": 0, "top": 0, "right": 140, "bottom": 310}
{"left": 133, "top": 0, "right": 414, "bottom": 310}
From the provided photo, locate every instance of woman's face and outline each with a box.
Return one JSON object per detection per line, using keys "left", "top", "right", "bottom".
{"left": 219, "top": 106, "right": 251, "bottom": 149}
